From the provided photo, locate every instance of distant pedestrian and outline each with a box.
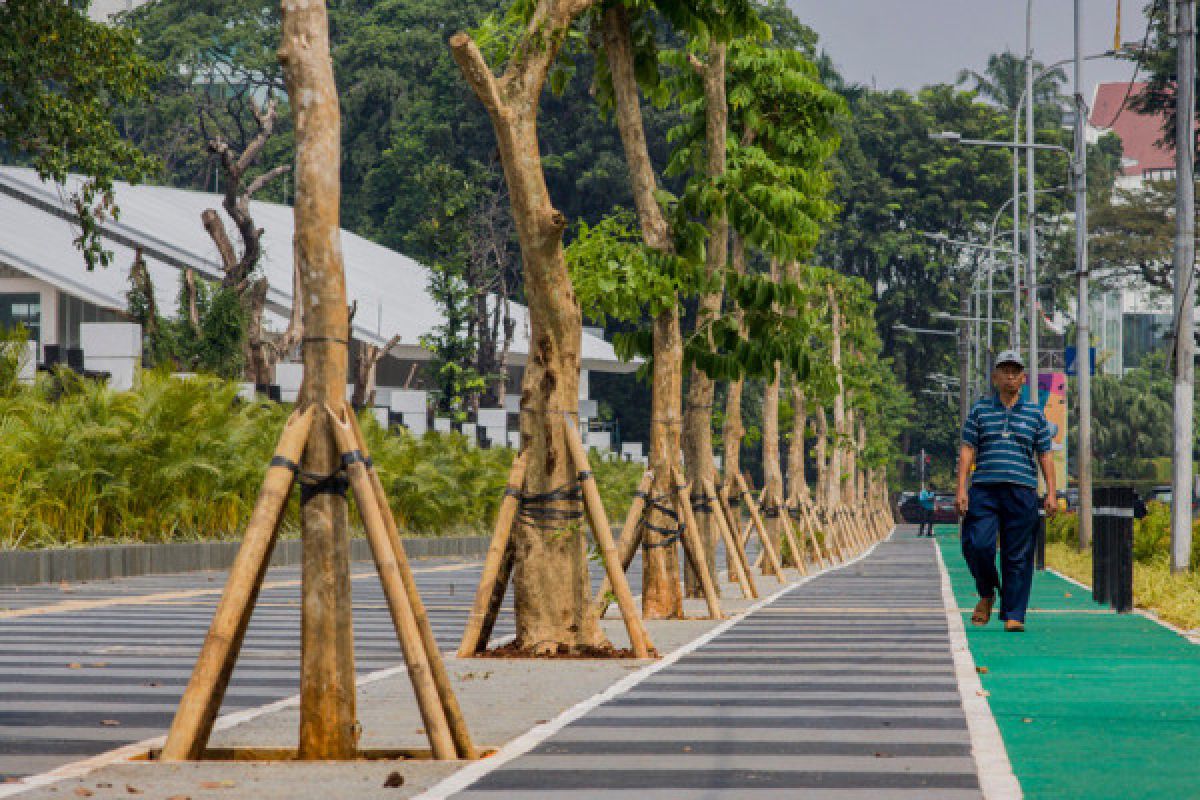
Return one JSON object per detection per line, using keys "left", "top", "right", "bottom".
{"left": 917, "top": 485, "right": 936, "bottom": 537}
{"left": 955, "top": 350, "right": 1057, "bottom": 633}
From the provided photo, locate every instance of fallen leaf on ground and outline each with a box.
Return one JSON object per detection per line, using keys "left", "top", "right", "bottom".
{"left": 166, "top": 795, "right": 191, "bottom": 800}
{"left": 100, "top": 719, "right": 121, "bottom": 726}
{"left": 383, "top": 772, "right": 405, "bottom": 788}
{"left": 1064, "top": 592, "right": 1073, "bottom": 598}
{"left": 90, "top": 662, "right": 108, "bottom": 668}
{"left": 73, "top": 789, "right": 93, "bottom": 797}
{"left": 1022, "top": 717, "right": 1033, "bottom": 723}
{"left": 976, "top": 666, "right": 989, "bottom": 674}
{"left": 68, "top": 663, "right": 83, "bottom": 669}
{"left": 199, "top": 781, "right": 235, "bottom": 789}
{"left": 125, "top": 785, "right": 143, "bottom": 794}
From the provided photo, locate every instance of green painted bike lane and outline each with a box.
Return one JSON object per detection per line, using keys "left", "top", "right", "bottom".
{"left": 934, "top": 525, "right": 1200, "bottom": 799}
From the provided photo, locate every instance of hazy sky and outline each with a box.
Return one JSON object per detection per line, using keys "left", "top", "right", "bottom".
{"left": 789, "top": 1, "right": 1152, "bottom": 100}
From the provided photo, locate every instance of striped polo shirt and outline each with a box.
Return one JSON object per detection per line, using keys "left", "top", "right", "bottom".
{"left": 961, "top": 393, "right": 1053, "bottom": 489}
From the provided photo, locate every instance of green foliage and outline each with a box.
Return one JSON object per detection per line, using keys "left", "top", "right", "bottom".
{"left": 1, "top": 0, "right": 159, "bottom": 268}
{"left": 126, "top": 273, "right": 247, "bottom": 379}
{"left": 0, "top": 326, "right": 32, "bottom": 398}
{"left": 0, "top": 370, "right": 643, "bottom": 549}
{"left": 567, "top": 212, "right": 680, "bottom": 327}
{"left": 1088, "top": 354, "right": 1175, "bottom": 480}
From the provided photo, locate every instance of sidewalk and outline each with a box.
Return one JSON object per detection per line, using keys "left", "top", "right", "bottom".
{"left": 937, "top": 525, "right": 1200, "bottom": 799}
{"left": 427, "top": 531, "right": 983, "bottom": 799}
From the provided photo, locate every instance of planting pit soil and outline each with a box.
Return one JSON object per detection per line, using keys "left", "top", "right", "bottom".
{"left": 477, "top": 641, "right": 656, "bottom": 659}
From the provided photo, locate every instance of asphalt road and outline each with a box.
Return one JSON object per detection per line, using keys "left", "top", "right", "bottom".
{"left": 0, "top": 555, "right": 512, "bottom": 782}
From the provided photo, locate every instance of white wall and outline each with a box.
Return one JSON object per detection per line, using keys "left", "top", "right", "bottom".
{"left": 0, "top": 272, "right": 58, "bottom": 349}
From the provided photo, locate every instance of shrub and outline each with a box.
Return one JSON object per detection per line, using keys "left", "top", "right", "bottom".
{"left": 0, "top": 370, "right": 644, "bottom": 548}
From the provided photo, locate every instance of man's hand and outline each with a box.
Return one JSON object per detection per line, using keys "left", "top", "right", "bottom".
{"left": 1044, "top": 493, "right": 1058, "bottom": 517}
{"left": 956, "top": 488, "right": 970, "bottom": 518}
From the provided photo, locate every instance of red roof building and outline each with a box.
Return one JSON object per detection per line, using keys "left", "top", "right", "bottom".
{"left": 1088, "top": 81, "right": 1176, "bottom": 184}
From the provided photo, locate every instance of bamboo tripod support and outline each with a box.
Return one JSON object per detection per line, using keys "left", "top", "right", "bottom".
{"left": 163, "top": 405, "right": 475, "bottom": 762}
{"left": 162, "top": 407, "right": 315, "bottom": 761}
{"left": 458, "top": 452, "right": 529, "bottom": 657}
{"left": 669, "top": 466, "right": 722, "bottom": 619}
{"left": 774, "top": 494, "right": 808, "bottom": 576}
{"left": 592, "top": 469, "right": 654, "bottom": 619}
{"left": 791, "top": 499, "right": 830, "bottom": 569}
{"left": 703, "top": 478, "right": 756, "bottom": 599}
{"left": 562, "top": 415, "right": 653, "bottom": 657}
{"left": 735, "top": 473, "right": 785, "bottom": 581}
{"left": 459, "top": 418, "right": 652, "bottom": 659}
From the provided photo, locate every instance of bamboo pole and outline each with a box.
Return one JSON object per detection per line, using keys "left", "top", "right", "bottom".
{"left": 799, "top": 500, "right": 830, "bottom": 568}
{"left": 563, "top": 415, "right": 652, "bottom": 658}
{"left": 343, "top": 412, "right": 476, "bottom": 759}
{"left": 776, "top": 494, "right": 807, "bottom": 576}
{"left": 327, "top": 406, "right": 456, "bottom": 760}
{"left": 162, "top": 407, "right": 315, "bottom": 761}
{"left": 704, "top": 478, "right": 755, "bottom": 598}
{"left": 670, "top": 467, "right": 721, "bottom": 619}
{"left": 737, "top": 473, "right": 784, "bottom": 580}
{"left": 593, "top": 469, "right": 653, "bottom": 618}
{"left": 458, "top": 451, "right": 529, "bottom": 657}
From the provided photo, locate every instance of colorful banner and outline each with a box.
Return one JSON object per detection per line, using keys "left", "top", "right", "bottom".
{"left": 1032, "top": 372, "right": 1068, "bottom": 493}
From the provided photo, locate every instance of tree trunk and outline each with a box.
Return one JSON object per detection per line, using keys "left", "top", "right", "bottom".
{"left": 843, "top": 407, "right": 856, "bottom": 505}
{"left": 278, "top": 0, "right": 356, "bottom": 759}
{"left": 814, "top": 405, "right": 829, "bottom": 509}
{"left": 787, "top": 386, "right": 809, "bottom": 505}
{"left": 681, "top": 40, "right": 728, "bottom": 594}
{"left": 762, "top": 365, "right": 786, "bottom": 567}
{"left": 827, "top": 285, "right": 846, "bottom": 510}
{"left": 760, "top": 259, "right": 787, "bottom": 566}
{"left": 600, "top": 4, "right": 684, "bottom": 617}
{"left": 451, "top": 3, "right": 605, "bottom": 653}
{"left": 720, "top": 235, "right": 746, "bottom": 576}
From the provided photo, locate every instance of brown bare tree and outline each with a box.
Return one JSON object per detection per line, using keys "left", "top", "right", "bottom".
{"left": 451, "top": 0, "right": 607, "bottom": 653}
{"left": 278, "top": 0, "right": 356, "bottom": 757}
{"left": 681, "top": 40, "right": 728, "bottom": 592}
{"left": 351, "top": 334, "right": 402, "bottom": 409}
{"left": 600, "top": 3, "right": 684, "bottom": 619}
{"left": 199, "top": 96, "right": 299, "bottom": 384}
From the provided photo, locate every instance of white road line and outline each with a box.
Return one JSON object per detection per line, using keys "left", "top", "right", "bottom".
{"left": 933, "top": 540, "right": 1022, "bottom": 800}
{"left": 413, "top": 535, "right": 889, "bottom": 800}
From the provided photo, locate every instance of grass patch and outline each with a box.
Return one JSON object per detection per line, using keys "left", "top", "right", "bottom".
{"left": 1045, "top": 541, "right": 1200, "bottom": 631}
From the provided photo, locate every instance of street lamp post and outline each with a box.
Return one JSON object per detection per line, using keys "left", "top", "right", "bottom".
{"left": 1074, "top": 0, "right": 1094, "bottom": 551}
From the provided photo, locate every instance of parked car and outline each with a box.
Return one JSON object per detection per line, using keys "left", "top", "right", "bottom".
{"left": 1144, "top": 485, "right": 1199, "bottom": 515}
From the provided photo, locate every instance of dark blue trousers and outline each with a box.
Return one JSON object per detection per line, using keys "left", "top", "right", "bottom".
{"left": 960, "top": 483, "right": 1039, "bottom": 622}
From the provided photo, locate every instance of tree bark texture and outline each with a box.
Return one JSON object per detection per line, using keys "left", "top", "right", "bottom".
{"left": 762, "top": 367, "right": 786, "bottom": 566}
{"left": 814, "top": 405, "right": 829, "bottom": 509}
{"left": 451, "top": 1, "right": 605, "bottom": 653}
{"left": 827, "top": 285, "right": 846, "bottom": 511}
{"left": 681, "top": 40, "right": 728, "bottom": 593}
{"left": 278, "top": 0, "right": 356, "bottom": 759}
{"left": 601, "top": 4, "right": 684, "bottom": 617}
{"left": 720, "top": 231, "right": 747, "bottom": 576}
{"left": 787, "top": 386, "right": 809, "bottom": 506}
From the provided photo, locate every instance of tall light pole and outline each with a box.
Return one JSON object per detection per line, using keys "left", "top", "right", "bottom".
{"left": 1074, "top": 0, "right": 1094, "bottom": 551}
{"left": 1026, "top": 0, "right": 1039, "bottom": 404}
{"left": 1171, "top": 0, "right": 1195, "bottom": 573}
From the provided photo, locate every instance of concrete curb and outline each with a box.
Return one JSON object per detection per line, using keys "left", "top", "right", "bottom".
{"left": 0, "top": 536, "right": 490, "bottom": 587}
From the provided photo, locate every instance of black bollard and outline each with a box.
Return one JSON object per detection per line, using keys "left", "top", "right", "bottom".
{"left": 1114, "top": 486, "right": 1134, "bottom": 614}
{"left": 1092, "top": 487, "right": 1109, "bottom": 606}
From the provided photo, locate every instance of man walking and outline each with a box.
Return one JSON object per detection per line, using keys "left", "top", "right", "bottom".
{"left": 917, "top": 485, "right": 936, "bottom": 537}
{"left": 955, "top": 350, "right": 1057, "bottom": 633}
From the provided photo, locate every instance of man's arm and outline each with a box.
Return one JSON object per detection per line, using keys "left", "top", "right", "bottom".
{"left": 956, "top": 443, "right": 975, "bottom": 517}
{"left": 1037, "top": 450, "right": 1057, "bottom": 517}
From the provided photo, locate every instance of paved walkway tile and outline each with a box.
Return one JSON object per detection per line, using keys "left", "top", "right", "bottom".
{"left": 937, "top": 525, "right": 1200, "bottom": 799}
{"left": 449, "top": 532, "right": 984, "bottom": 799}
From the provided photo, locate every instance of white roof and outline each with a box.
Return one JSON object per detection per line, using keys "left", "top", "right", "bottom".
{"left": 0, "top": 167, "right": 634, "bottom": 372}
